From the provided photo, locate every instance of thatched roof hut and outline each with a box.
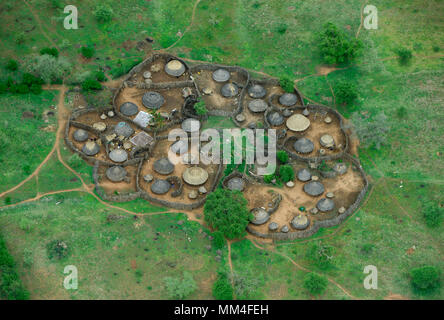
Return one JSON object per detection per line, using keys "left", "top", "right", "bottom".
{"left": 73, "top": 129, "right": 89, "bottom": 142}
{"left": 291, "top": 214, "right": 310, "bottom": 230}
{"left": 164, "top": 60, "right": 186, "bottom": 77}
{"left": 221, "top": 83, "right": 239, "bottom": 98}
{"left": 82, "top": 141, "right": 100, "bottom": 156}
{"left": 150, "top": 179, "right": 171, "bottom": 194}
{"left": 267, "top": 111, "right": 284, "bottom": 126}
{"left": 297, "top": 168, "right": 312, "bottom": 182}
{"left": 250, "top": 208, "right": 269, "bottom": 225}
{"left": 153, "top": 157, "right": 175, "bottom": 175}
{"left": 114, "top": 122, "right": 134, "bottom": 138}
{"left": 248, "top": 99, "right": 268, "bottom": 113}
{"left": 248, "top": 84, "right": 266, "bottom": 99}
{"left": 293, "top": 138, "right": 314, "bottom": 154}
{"left": 142, "top": 91, "right": 165, "bottom": 109}
{"left": 212, "top": 68, "right": 230, "bottom": 82}
{"left": 317, "top": 198, "right": 335, "bottom": 212}
{"left": 303, "top": 181, "right": 325, "bottom": 196}
{"left": 109, "top": 148, "right": 128, "bottom": 163}
{"left": 182, "top": 166, "right": 209, "bottom": 186}
{"left": 106, "top": 166, "right": 127, "bottom": 182}
{"left": 279, "top": 93, "right": 298, "bottom": 106}
{"left": 120, "top": 102, "right": 139, "bottom": 116}
{"left": 286, "top": 114, "right": 310, "bottom": 132}
{"left": 227, "top": 177, "right": 245, "bottom": 191}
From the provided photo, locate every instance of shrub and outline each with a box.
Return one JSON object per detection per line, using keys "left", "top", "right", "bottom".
{"left": 307, "top": 241, "right": 335, "bottom": 270}
{"left": 46, "top": 240, "right": 70, "bottom": 260}
{"left": 303, "top": 272, "right": 328, "bottom": 296}
{"left": 82, "top": 78, "right": 102, "bottom": 91}
{"left": 194, "top": 100, "right": 208, "bottom": 115}
{"left": 318, "top": 22, "right": 362, "bottom": 64}
{"left": 361, "top": 243, "right": 375, "bottom": 254}
{"left": 5, "top": 59, "right": 18, "bottom": 71}
{"left": 204, "top": 189, "right": 251, "bottom": 239}
{"left": 396, "top": 106, "right": 408, "bottom": 119}
{"left": 22, "top": 73, "right": 43, "bottom": 86}
{"left": 163, "top": 272, "right": 197, "bottom": 299}
{"left": 94, "top": 70, "right": 106, "bottom": 82}
{"left": 276, "top": 23, "right": 288, "bottom": 35}
{"left": 263, "top": 173, "right": 276, "bottom": 184}
{"left": 212, "top": 272, "right": 233, "bottom": 300}
{"left": 23, "top": 54, "right": 72, "bottom": 84}
{"left": 40, "top": 47, "right": 59, "bottom": 58}
{"left": 67, "top": 153, "right": 84, "bottom": 169}
{"left": 93, "top": 4, "right": 114, "bottom": 23}
{"left": 279, "top": 77, "right": 294, "bottom": 93}
{"left": 422, "top": 201, "right": 443, "bottom": 228}
{"left": 396, "top": 47, "right": 413, "bottom": 65}
{"left": 212, "top": 231, "right": 225, "bottom": 249}
{"left": 80, "top": 46, "right": 95, "bottom": 59}
{"left": 278, "top": 165, "right": 294, "bottom": 183}
{"left": 277, "top": 150, "right": 289, "bottom": 164}
{"left": 351, "top": 112, "right": 390, "bottom": 150}
{"left": 410, "top": 266, "right": 441, "bottom": 295}
{"left": 334, "top": 80, "right": 358, "bottom": 106}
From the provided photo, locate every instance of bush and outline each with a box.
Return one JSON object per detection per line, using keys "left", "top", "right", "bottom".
{"left": 307, "top": 241, "right": 335, "bottom": 270}
{"left": 194, "top": 100, "right": 208, "bottom": 116}
{"left": 396, "top": 106, "right": 408, "bottom": 119}
{"left": 5, "top": 59, "right": 18, "bottom": 71}
{"left": 276, "top": 23, "right": 288, "bottom": 35}
{"left": 303, "top": 272, "right": 328, "bottom": 296}
{"left": 212, "top": 231, "right": 225, "bottom": 249}
{"left": 204, "top": 189, "right": 251, "bottom": 239}
{"left": 212, "top": 272, "right": 233, "bottom": 300}
{"left": 23, "top": 54, "right": 71, "bottom": 84}
{"left": 40, "top": 47, "right": 59, "bottom": 58}
{"left": 361, "top": 243, "right": 375, "bottom": 254}
{"left": 163, "top": 272, "right": 197, "bottom": 299}
{"left": 279, "top": 77, "right": 294, "bottom": 93}
{"left": 0, "top": 235, "right": 30, "bottom": 299}
{"left": 46, "top": 240, "right": 69, "bottom": 260}
{"left": 263, "top": 173, "right": 276, "bottom": 184}
{"left": 422, "top": 201, "right": 443, "bottom": 228}
{"left": 318, "top": 22, "right": 362, "bottom": 64}
{"left": 278, "top": 165, "right": 294, "bottom": 183}
{"left": 351, "top": 112, "right": 390, "bottom": 150}
{"left": 82, "top": 78, "right": 102, "bottom": 91}
{"left": 277, "top": 150, "right": 289, "bottom": 164}
{"left": 396, "top": 47, "right": 413, "bottom": 65}
{"left": 334, "top": 80, "right": 358, "bottom": 106}
{"left": 93, "top": 4, "right": 114, "bottom": 23}
{"left": 94, "top": 70, "right": 106, "bottom": 82}
{"left": 67, "top": 153, "right": 84, "bottom": 169}
{"left": 80, "top": 46, "right": 95, "bottom": 59}
{"left": 410, "top": 266, "right": 441, "bottom": 295}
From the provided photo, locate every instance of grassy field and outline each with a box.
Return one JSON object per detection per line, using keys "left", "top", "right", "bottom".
{"left": 0, "top": 0, "right": 442, "bottom": 299}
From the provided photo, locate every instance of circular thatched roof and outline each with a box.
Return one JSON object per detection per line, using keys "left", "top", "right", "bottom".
{"left": 248, "top": 84, "right": 266, "bottom": 99}
{"left": 212, "top": 68, "right": 230, "bottom": 82}
{"left": 286, "top": 114, "right": 310, "bottom": 132}
{"left": 151, "top": 179, "right": 171, "bottom": 195}
{"left": 181, "top": 118, "right": 200, "bottom": 133}
{"left": 279, "top": 93, "right": 298, "bottom": 106}
{"left": 182, "top": 167, "right": 209, "bottom": 186}
{"left": 293, "top": 138, "right": 314, "bottom": 154}
{"left": 171, "top": 140, "right": 188, "bottom": 155}
{"left": 120, "top": 102, "right": 139, "bottom": 116}
{"left": 320, "top": 134, "right": 335, "bottom": 148}
{"left": 164, "top": 60, "right": 185, "bottom": 77}
{"left": 153, "top": 157, "right": 174, "bottom": 175}
{"left": 303, "top": 181, "right": 325, "bottom": 196}
{"left": 291, "top": 215, "right": 310, "bottom": 230}
{"left": 109, "top": 149, "right": 128, "bottom": 163}
{"left": 317, "top": 198, "right": 335, "bottom": 212}
{"left": 250, "top": 208, "right": 270, "bottom": 225}
{"left": 114, "top": 122, "right": 134, "bottom": 138}
{"left": 142, "top": 91, "right": 165, "bottom": 109}
{"left": 221, "top": 83, "right": 239, "bottom": 98}
{"left": 267, "top": 111, "right": 284, "bottom": 126}
{"left": 297, "top": 168, "right": 312, "bottom": 182}
{"left": 248, "top": 99, "right": 268, "bottom": 113}
{"left": 82, "top": 141, "right": 100, "bottom": 156}
{"left": 227, "top": 177, "right": 245, "bottom": 191}
{"left": 73, "top": 129, "right": 89, "bottom": 142}
{"left": 106, "top": 166, "right": 127, "bottom": 182}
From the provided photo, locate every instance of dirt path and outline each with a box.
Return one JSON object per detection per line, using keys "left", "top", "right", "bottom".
{"left": 356, "top": 0, "right": 369, "bottom": 39}
{"left": 165, "top": 0, "right": 202, "bottom": 51}
{"left": 226, "top": 240, "right": 237, "bottom": 299}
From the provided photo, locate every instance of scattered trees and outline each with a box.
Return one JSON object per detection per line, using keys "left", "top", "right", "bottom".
{"left": 351, "top": 111, "right": 390, "bottom": 150}
{"left": 318, "top": 22, "right": 362, "bottom": 64}
{"left": 303, "top": 272, "right": 328, "bottom": 296}
{"left": 163, "top": 271, "right": 197, "bottom": 299}
{"left": 410, "top": 266, "right": 441, "bottom": 295}
{"left": 204, "top": 189, "right": 251, "bottom": 239}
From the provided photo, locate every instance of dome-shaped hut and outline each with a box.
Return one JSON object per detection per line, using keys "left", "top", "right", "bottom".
{"left": 291, "top": 214, "right": 310, "bottom": 230}
{"left": 82, "top": 141, "right": 100, "bottom": 156}
{"left": 317, "top": 198, "right": 335, "bottom": 212}
{"left": 73, "top": 129, "right": 89, "bottom": 142}
{"left": 221, "top": 83, "right": 239, "bottom": 98}
{"left": 286, "top": 114, "right": 310, "bottom": 132}
{"left": 293, "top": 138, "right": 314, "bottom": 154}
{"left": 248, "top": 99, "right": 268, "bottom": 113}
{"left": 303, "top": 181, "right": 325, "bottom": 197}
{"left": 106, "top": 166, "right": 127, "bottom": 182}
{"left": 297, "top": 168, "right": 312, "bottom": 182}
{"left": 267, "top": 111, "right": 284, "bottom": 126}
{"left": 227, "top": 177, "right": 245, "bottom": 191}
{"left": 248, "top": 84, "right": 266, "bottom": 99}
{"left": 150, "top": 179, "right": 171, "bottom": 195}
{"left": 279, "top": 93, "right": 298, "bottom": 106}
{"left": 250, "top": 208, "right": 270, "bottom": 225}
{"left": 109, "top": 149, "right": 128, "bottom": 163}
{"left": 164, "top": 59, "right": 186, "bottom": 77}
{"left": 182, "top": 167, "right": 209, "bottom": 186}
{"left": 212, "top": 68, "right": 230, "bottom": 82}
{"left": 153, "top": 158, "right": 175, "bottom": 175}
{"left": 120, "top": 102, "right": 139, "bottom": 116}
{"left": 142, "top": 91, "right": 165, "bottom": 109}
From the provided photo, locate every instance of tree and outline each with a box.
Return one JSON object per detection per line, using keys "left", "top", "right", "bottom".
{"left": 93, "top": 4, "right": 114, "bottom": 23}
{"left": 82, "top": 78, "right": 102, "bottom": 91}
{"left": 279, "top": 77, "right": 294, "bottom": 93}
{"left": 396, "top": 47, "right": 413, "bottom": 65}
{"left": 278, "top": 164, "right": 294, "bottom": 183}
{"left": 318, "top": 22, "right": 362, "bottom": 64}
{"left": 212, "top": 231, "right": 225, "bottom": 249}
{"left": 163, "top": 272, "right": 197, "bottom": 299}
{"left": 40, "top": 47, "right": 59, "bottom": 58}
{"left": 46, "top": 240, "right": 69, "bottom": 260}
{"left": 80, "top": 46, "right": 95, "bottom": 59}
{"left": 303, "top": 272, "right": 328, "bottom": 296}
{"left": 306, "top": 241, "right": 335, "bottom": 270}
{"left": 277, "top": 150, "right": 289, "bottom": 164}
{"left": 334, "top": 80, "right": 358, "bottom": 107}
{"left": 5, "top": 59, "right": 18, "bottom": 71}
{"left": 23, "top": 54, "right": 71, "bottom": 84}
{"left": 212, "top": 272, "right": 233, "bottom": 300}
{"left": 351, "top": 111, "right": 390, "bottom": 150}
{"left": 422, "top": 200, "right": 443, "bottom": 228}
{"left": 410, "top": 266, "right": 441, "bottom": 295}
{"left": 204, "top": 189, "right": 251, "bottom": 239}
{"left": 194, "top": 99, "right": 208, "bottom": 115}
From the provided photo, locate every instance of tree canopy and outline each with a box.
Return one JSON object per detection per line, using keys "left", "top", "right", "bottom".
{"left": 204, "top": 189, "right": 251, "bottom": 239}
